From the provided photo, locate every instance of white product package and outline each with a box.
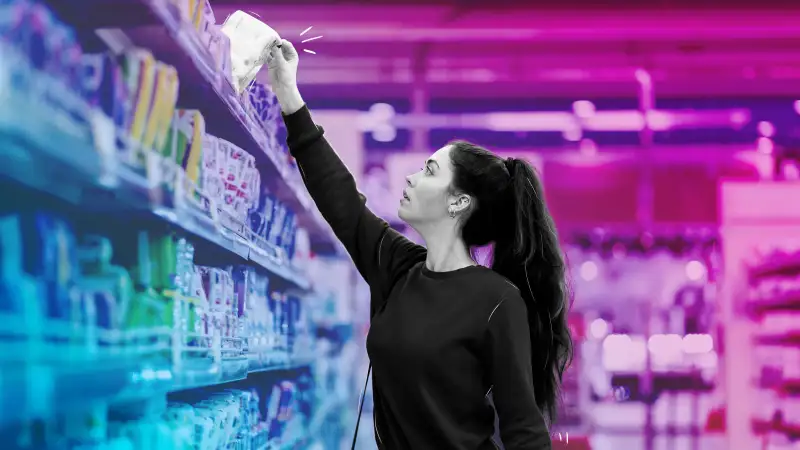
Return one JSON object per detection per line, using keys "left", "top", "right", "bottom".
{"left": 221, "top": 10, "right": 281, "bottom": 94}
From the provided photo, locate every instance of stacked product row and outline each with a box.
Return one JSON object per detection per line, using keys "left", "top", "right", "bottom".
{"left": 0, "top": 210, "right": 313, "bottom": 375}
{"left": 20, "top": 381, "right": 307, "bottom": 450}
{"left": 2, "top": 0, "right": 302, "bottom": 266}
{"left": 747, "top": 244, "right": 800, "bottom": 446}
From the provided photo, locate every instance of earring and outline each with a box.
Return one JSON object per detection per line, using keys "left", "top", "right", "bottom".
{"left": 448, "top": 207, "right": 456, "bottom": 219}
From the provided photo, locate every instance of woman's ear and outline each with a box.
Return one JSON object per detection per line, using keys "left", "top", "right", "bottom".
{"left": 450, "top": 194, "right": 472, "bottom": 214}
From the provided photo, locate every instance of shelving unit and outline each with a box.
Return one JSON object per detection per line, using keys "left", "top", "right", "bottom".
{"left": 0, "top": 1, "right": 353, "bottom": 449}
{"left": 719, "top": 182, "right": 800, "bottom": 450}
{"left": 44, "top": 0, "right": 341, "bottom": 256}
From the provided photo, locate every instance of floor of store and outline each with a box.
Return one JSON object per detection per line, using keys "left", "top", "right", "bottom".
{"left": 352, "top": 395, "right": 727, "bottom": 450}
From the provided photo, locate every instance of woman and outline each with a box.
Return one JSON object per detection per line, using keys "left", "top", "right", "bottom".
{"left": 267, "top": 40, "right": 572, "bottom": 449}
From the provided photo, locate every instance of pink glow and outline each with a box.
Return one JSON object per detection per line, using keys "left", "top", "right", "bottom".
{"left": 682, "top": 334, "right": 714, "bottom": 354}
{"left": 634, "top": 68, "right": 652, "bottom": 86}
{"left": 484, "top": 112, "right": 576, "bottom": 132}
{"left": 757, "top": 137, "right": 774, "bottom": 154}
{"left": 757, "top": 121, "right": 775, "bottom": 137}
{"left": 685, "top": 260, "right": 706, "bottom": 280}
{"left": 589, "top": 318, "right": 608, "bottom": 339}
{"left": 573, "top": 100, "right": 596, "bottom": 118}
{"left": 580, "top": 261, "right": 599, "bottom": 281}
{"left": 579, "top": 139, "right": 598, "bottom": 156}
{"left": 584, "top": 111, "right": 645, "bottom": 131}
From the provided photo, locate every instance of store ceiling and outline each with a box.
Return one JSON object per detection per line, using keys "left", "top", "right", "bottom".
{"left": 210, "top": 2, "right": 793, "bottom": 229}
{"left": 211, "top": 2, "right": 800, "bottom": 98}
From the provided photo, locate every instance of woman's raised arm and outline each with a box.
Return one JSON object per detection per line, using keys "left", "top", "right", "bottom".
{"left": 268, "top": 40, "right": 426, "bottom": 300}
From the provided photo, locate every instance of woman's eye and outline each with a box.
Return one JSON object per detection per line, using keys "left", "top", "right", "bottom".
{"left": 424, "top": 167, "right": 432, "bottom": 175}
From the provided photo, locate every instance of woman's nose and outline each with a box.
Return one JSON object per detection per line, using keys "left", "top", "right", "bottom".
{"left": 406, "top": 176, "right": 413, "bottom": 187}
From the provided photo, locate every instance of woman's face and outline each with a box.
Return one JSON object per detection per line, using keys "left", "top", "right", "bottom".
{"left": 397, "top": 145, "right": 457, "bottom": 226}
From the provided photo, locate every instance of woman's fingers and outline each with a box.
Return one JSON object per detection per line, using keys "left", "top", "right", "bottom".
{"left": 280, "top": 39, "right": 298, "bottom": 62}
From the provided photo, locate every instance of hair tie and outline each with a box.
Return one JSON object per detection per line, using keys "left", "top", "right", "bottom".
{"left": 501, "top": 158, "right": 517, "bottom": 203}
{"left": 504, "top": 158, "right": 516, "bottom": 176}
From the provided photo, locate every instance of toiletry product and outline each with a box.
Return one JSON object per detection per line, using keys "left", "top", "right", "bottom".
{"left": 171, "top": 0, "right": 197, "bottom": 25}
{"left": 232, "top": 266, "right": 249, "bottom": 342}
{"left": 21, "top": 213, "right": 79, "bottom": 320}
{"left": 207, "top": 26, "right": 232, "bottom": 85}
{"left": 26, "top": 2, "right": 54, "bottom": 73}
{"left": 196, "top": 0, "right": 215, "bottom": 46}
{"left": 200, "top": 267, "right": 225, "bottom": 340}
{"left": 221, "top": 268, "right": 235, "bottom": 339}
{"left": 143, "top": 63, "right": 180, "bottom": 155}
{"left": 165, "top": 109, "right": 206, "bottom": 186}
{"left": 0, "top": 0, "right": 33, "bottom": 60}
{"left": 0, "top": 214, "right": 45, "bottom": 331}
{"left": 201, "top": 133, "right": 223, "bottom": 205}
{"left": 267, "top": 201, "right": 287, "bottom": 248}
{"left": 279, "top": 210, "right": 297, "bottom": 260}
{"left": 190, "top": 0, "right": 210, "bottom": 32}
{"left": 121, "top": 49, "right": 158, "bottom": 165}
{"left": 189, "top": 266, "right": 211, "bottom": 347}
{"left": 149, "top": 234, "right": 177, "bottom": 294}
{"left": 221, "top": 11, "right": 280, "bottom": 94}
{"left": 124, "top": 231, "right": 167, "bottom": 330}
{"left": 81, "top": 53, "right": 131, "bottom": 159}
{"left": 76, "top": 235, "right": 135, "bottom": 332}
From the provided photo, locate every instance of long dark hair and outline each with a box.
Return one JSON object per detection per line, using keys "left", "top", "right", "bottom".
{"left": 448, "top": 140, "right": 573, "bottom": 424}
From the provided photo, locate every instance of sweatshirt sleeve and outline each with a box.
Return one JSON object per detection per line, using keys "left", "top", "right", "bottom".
{"left": 486, "top": 292, "right": 552, "bottom": 450}
{"left": 283, "top": 105, "right": 426, "bottom": 301}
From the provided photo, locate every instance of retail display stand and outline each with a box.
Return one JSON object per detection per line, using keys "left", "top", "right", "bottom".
{"left": 0, "top": 0, "right": 353, "bottom": 449}
{"left": 720, "top": 181, "right": 800, "bottom": 450}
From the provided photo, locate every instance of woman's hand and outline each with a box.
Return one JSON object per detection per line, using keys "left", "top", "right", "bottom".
{"left": 267, "top": 39, "right": 305, "bottom": 115}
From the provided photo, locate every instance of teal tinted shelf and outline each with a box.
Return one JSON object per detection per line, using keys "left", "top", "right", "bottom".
{"left": 0, "top": 353, "right": 313, "bottom": 427}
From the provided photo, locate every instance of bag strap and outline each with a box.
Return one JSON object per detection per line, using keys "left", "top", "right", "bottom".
{"left": 351, "top": 231, "right": 388, "bottom": 449}
{"left": 351, "top": 363, "right": 373, "bottom": 450}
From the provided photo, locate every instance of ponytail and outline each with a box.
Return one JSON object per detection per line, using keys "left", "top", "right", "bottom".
{"left": 449, "top": 141, "right": 573, "bottom": 425}
{"left": 494, "top": 158, "right": 573, "bottom": 424}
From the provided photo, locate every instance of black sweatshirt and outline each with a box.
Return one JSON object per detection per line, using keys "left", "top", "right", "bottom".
{"left": 284, "top": 106, "right": 552, "bottom": 449}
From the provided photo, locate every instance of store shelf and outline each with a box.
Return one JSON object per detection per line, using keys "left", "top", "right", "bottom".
{"left": 747, "top": 293, "right": 800, "bottom": 316}
{"left": 0, "top": 358, "right": 314, "bottom": 427}
{"left": 264, "top": 397, "right": 343, "bottom": 450}
{"left": 0, "top": 3, "right": 354, "bottom": 448}
{"left": 0, "top": 313, "right": 316, "bottom": 426}
{"left": 749, "top": 256, "right": 800, "bottom": 282}
{"left": 721, "top": 183, "right": 800, "bottom": 450}
{"left": 754, "top": 331, "right": 800, "bottom": 346}
{"left": 752, "top": 418, "right": 800, "bottom": 440}
{"left": 778, "top": 378, "right": 800, "bottom": 394}
{"left": 0, "top": 357, "right": 313, "bottom": 427}
{"left": 45, "top": 0, "right": 341, "bottom": 256}
{"left": 0, "top": 67, "right": 309, "bottom": 290}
